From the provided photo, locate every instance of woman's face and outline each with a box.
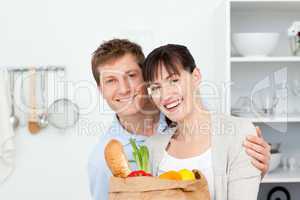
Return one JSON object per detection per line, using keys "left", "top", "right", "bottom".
{"left": 147, "top": 65, "right": 201, "bottom": 122}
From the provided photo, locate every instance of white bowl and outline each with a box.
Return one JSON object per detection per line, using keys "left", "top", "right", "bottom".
{"left": 269, "top": 153, "right": 282, "bottom": 172}
{"left": 232, "top": 33, "right": 280, "bottom": 57}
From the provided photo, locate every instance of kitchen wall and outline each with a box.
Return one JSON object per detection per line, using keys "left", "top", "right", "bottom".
{"left": 0, "top": 0, "right": 223, "bottom": 199}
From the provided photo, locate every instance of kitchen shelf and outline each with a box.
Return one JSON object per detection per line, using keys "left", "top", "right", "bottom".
{"left": 231, "top": 56, "right": 300, "bottom": 63}
{"left": 251, "top": 117, "right": 300, "bottom": 123}
{"left": 231, "top": 1, "right": 300, "bottom": 13}
{"left": 231, "top": 113, "right": 300, "bottom": 123}
{"left": 262, "top": 167, "right": 300, "bottom": 183}
{"left": 251, "top": 115, "right": 300, "bottom": 123}
{"left": 250, "top": 117, "right": 300, "bottom": 123}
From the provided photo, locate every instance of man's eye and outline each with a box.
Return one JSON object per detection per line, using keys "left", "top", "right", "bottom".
{"left": 105, "top": 79, "right": 115, "bottom": 84}
{"left": 128, "top": 73, "right": 136, "bottom": 78}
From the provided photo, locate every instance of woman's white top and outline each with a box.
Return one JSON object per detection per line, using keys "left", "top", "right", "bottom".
{"left": 145, "top": 113, "right": 261, "bottom": 200}
{"left": 158, "top": 148, "right": 214, "bottom": 200}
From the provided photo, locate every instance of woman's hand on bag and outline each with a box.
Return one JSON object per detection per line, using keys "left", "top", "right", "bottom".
{"left": 243, "top": 126, "right": 271, "bottom": 177}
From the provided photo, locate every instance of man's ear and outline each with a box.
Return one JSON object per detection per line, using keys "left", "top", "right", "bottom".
{"left": 192, "top": 67, "right": 201, "bottom": 86}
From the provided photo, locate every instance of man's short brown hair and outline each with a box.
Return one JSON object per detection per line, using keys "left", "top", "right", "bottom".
{"left": 91, "top": 39, "right": 145, "bottom": 85}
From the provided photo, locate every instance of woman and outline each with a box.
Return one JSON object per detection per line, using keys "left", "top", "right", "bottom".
{"left": 143, "top": 44, "right": 261, "bottom": 200}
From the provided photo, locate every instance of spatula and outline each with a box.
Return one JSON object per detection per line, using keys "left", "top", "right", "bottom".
{"left": 28, "top": 68, "right": 40, "bottom": 134}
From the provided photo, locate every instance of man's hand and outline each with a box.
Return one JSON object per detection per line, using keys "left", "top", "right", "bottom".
{"left": 243, "top": 127, "right": 271, "bottom": 177}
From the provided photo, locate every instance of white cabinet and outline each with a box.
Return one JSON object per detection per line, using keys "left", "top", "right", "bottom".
{"left": 214, "top": 0, "right": 300, "bottom": 184}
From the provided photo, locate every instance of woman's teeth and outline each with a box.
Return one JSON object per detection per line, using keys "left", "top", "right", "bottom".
{"left": 164, "top": 99, "right": 182, "bottom": 109}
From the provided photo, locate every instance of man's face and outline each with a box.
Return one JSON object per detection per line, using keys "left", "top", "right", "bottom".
{"left": 98, "top": 53, "right": 147, "bottom": 117}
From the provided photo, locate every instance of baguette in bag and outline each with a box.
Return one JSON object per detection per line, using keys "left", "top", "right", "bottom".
{"left": 104, "top": 139, "right": 131, "bottom": 178}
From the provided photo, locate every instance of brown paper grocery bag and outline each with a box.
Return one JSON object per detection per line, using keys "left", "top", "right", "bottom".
{"left": 109, "top": 176, "right": 210, "bottom": 200}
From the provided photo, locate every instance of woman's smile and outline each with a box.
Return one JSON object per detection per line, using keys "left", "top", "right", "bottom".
{"left": 161, "top": 97, "right": 183, "bottom": 113}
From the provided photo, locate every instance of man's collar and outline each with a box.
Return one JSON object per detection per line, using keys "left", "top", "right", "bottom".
{"left": 110, "top": 112, "right": 169, "bottom": 140}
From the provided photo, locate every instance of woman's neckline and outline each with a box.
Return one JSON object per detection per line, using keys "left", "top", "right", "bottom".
{"left": 163, "top": 147, "right": 212, "bottom": 161}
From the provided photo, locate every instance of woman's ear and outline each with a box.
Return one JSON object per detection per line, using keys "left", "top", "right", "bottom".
{"left": 192, "top": 67, "right": 201, "bottom": 86}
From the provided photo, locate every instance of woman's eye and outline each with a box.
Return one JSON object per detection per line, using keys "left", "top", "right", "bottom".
{"left": 171, "top": 78, "right": 179, "bottom": 83}
{"left": 152, "top": 86, "right": 160, "bottom": 91}
{"left": 150, "top": 86, "right": 160, "bottom": 92}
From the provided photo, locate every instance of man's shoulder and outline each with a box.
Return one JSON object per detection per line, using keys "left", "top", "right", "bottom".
{"left": 88, "top": 133, "right": 110, "bottom": 167}
{"left": 88, "top": 124, "right": 126, "bottom": 167}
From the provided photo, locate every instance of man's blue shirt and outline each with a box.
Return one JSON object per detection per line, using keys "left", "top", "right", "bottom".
{"left": 87, "top": 113, "right": 168, "bottom": 200}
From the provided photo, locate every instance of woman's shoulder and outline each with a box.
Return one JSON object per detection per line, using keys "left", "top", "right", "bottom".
{"left": 211, "top": 113, "right": 256, "bottom": 139}
{"left": 211, "top": 113, "right": 257, "bottom": 158}
{"left": 212, "top": 113, "right": 261, "bottom": 182}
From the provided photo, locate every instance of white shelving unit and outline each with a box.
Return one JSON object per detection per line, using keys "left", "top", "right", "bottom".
{"left": 251, "top": 117, "right": 300, "bottom": 123}
{"left": 214, "top": 0, "right": 300, "bottom": 184}
{"left": 262, "top": 167, "right": 300, "bottom": 183}
{"left": 246, "top": 113, "right": 300, "bottom": 123}
{"left": 231, "top": 56, "right": 300, "bottom": 63}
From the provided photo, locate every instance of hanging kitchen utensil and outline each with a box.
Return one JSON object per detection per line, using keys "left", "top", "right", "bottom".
{"left": 38, "top": 70, "right": 48, "bottom": 128}
{"left": 9, "top": 70, "right": 19, "bottom": 130}
{"left": 35, "top": 68, "right": 79, "bottom": 130}
{"left": 27, "top": 68, "right": 41, "bottom": 134}
{"left": 47, "top": 98, "right": 79, "bottom": 129}
{"left": 49, "top": 69, "right": 79, "bottom": 129}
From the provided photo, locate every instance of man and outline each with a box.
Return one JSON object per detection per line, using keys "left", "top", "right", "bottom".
{"left": 88, "top": 39, "right": 271, "bottom": 200}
